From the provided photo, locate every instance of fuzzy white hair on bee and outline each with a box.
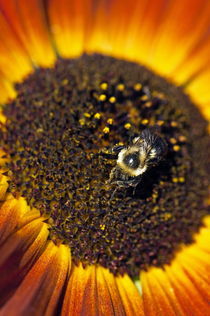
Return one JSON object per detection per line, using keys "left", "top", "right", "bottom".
{"left": 109, "top": 128, "right": 167, "bottom": 189}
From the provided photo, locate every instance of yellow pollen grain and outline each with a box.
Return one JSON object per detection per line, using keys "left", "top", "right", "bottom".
{"left": 153, "top": 91, "right": 165, "bottom": 99}
{"left": 173, "top": 145, "right": 180, "bottom": 151}
{"left": 109, "top": 96, "right": 116, "bottom": 103}
{"left": 134, "top": 83, "right": 142, "bottom": 91}
{"left": 79, "top": 119, "right": 85, "bottom": 126}
{"left": 148, "top": 118, "right": 154, "bottom": 126}
{"left": 62, "top": 79, "right": 69, "bottom": 86}
{"left": 103, "top": 126, "right": 110, "bottom": 134}
{"left": 152, "top": 192, "right": 158, "bottom": 200}
{"left": 172, "top": 177, "right": 179, "bottom": 183}
{"left": 107, "top": 118, "right": 114, "bottom": 125}
{"left": 179, "top": 177, "right": 185, "bottom": 183}
{"left": 140, "top": 95, "right": 149, "bottom": 101}
{"left": 124, "top": 123, "right": 131, "bottom": 129}
{"left": 157, "top": 120, "right": 164, "bottom": 126}
{"left": 100, "top": 224, "right": 105, "bottom": 230}
{"left": 163, "top": 213, "right": 172, "bottom": 220}
{"left": 178, "top": 135, "right": 187, "bottom": 142}
{"left": 171, "top": 121, "right": 178, "bottom": 127}
{"left": 37, "top": 128, "right": 43, "bottom": 133}
{"left": 152, "top": 206, "right": 159, "bottom": 213}
{"left": 170, "top": 138, "right": 177, "bottom": 144}
{"left": 141, "top": 119, "right": 149, "bottom": 125}
{"left": 99, "top": 94, "right": 107, "bottom": 101}
{"left": 94, "top": 113, "right": 101, "bottom": 119}
{"left": 145, "top": 101, "right": 152, "bottom": 108}
{"left": 117, "top": 83, "right": 125, "bottom": 91}
{"left": 84, "top": 112, "right": 91, "bottom": 118}
{"left": 100, "top": 82, "right": 108, "bottom": 90}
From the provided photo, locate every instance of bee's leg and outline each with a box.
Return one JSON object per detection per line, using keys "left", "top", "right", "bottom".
{"left": 112, "top": 145, "right": 126, "bottom": 154}
{"left": 132, "top": 183, "right": 138, "bottom": 196}
{"left": 108, "top": 166, "right": 117, "bottom": 183}
{"left": 109, "top": 180, "right": 127, "bottom": 199}
{"left": 124, "top": 178, "right": 141, "bottom": 196}
{"left": 110, "top": 185, "right": 120, "bottom": 200}
{"left": 98, "top": 151, "right": 117, "bottom": 160}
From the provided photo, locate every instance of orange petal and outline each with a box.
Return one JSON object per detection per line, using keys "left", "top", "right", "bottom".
{"left": 0, "top": 0, "right": 56, "bottom": 67}
{"left": 178, "top": 254, "right": 210, "bottom": 304}
{"left": 141, "top": 269, "right": 179, "bottom": 316}
{"left": 85, "top": 0, "right": 112, "bottom": 55}
{"left": 173, "top": 37, "right": 210, "bottom": 85}
{"left": 143, "top": 268, "right": 186, "bottom": 315}
{"left": 141, "top": 216, "right": 210, "bottom": 315}
{"left": 62, "top": 263, "right": 98, "bottom": 316}
{"left": 0, "top": 197, "right": 31, "bottom": 243}
{"left": 47, "top": 0, "right": 92, "bottom": 58}
{"left": 195, "top": 216, "right": 210, "bottom": 253}
{"left": 198, "top": 102, "right": 210, "bottom": 123}
{"left": 62, "top": 264, "right": 143, "bottom": 315}
{"left": 0, "top": 218, "right": 49, "bottom": 305}
{"left": 116, "top": 274, "right": 144, "bottom": 316}
{"left": 88, "top": 0, "right": 167, "bottom": 58}
{"left": 0, "top": 194, "right": 40, "bottom": 244}
{"left": 1, "top": 242, "right": 70, "bottom": 315}
{"left": 0, "top": 76, "right": 16, "bottom": 104}
{"left": 18, "top": 207, "right": 44, "bottom": 228}
{"left": 86, "top": 0, "right": 210, "bottom": 87}
{"left": 165, "top": 262, "right": 209, "bottom": 315}
{"left": 0, "top": 11, "right": 32, "bottom": 82}
{"left": 177, "top": 222, "right": 210, "bottom": 290}
{"left": 185, "top": 67, "right": 210, "bottom": 108}
{"left": 143, "top": 0, "right": 210, "bottom": 77}
{"left": 97, "top": 266, "right": 129, "bottom": 315}
{"left": 0, "top": 174, "right": 9, "bottom": 201}
{"left": 141, "top": 261, "right": 210, "bottom": 316}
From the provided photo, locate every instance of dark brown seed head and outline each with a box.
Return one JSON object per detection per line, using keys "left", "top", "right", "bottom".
{"left": 0, "top": 54, "right": 209, "bottom": 277}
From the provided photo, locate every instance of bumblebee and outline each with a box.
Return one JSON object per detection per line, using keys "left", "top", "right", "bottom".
{"left": 109, "top": 128, "right": 168, "bottom": 189}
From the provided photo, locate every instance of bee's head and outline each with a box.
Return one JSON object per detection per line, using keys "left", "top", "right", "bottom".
{"left": 116, "top": 129, "right": 167, "bottom": 177}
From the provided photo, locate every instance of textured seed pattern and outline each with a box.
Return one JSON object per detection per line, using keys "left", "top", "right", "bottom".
{"left": 0, "top": 55, "right": 209, "bottom": 276}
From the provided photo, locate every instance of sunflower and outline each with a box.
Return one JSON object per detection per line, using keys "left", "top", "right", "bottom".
{"left": 0, "top": 0, "right": 209, "bottom": 315}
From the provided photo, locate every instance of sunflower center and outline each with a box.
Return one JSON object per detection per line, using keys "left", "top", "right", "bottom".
{"left": 1, "top": 54, "right": 209, "bottom": 277}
